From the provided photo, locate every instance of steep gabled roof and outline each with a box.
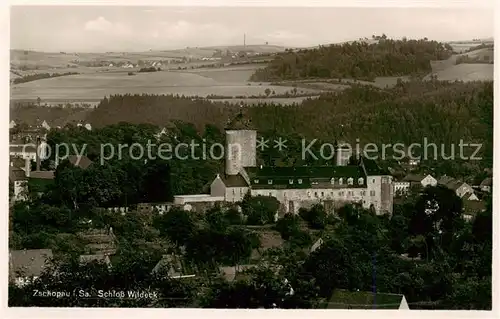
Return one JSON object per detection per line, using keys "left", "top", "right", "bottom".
{"left": 361, "top": 157, "right": 390, "bottom": 175}
{"left": 402, "top": 174, "right": 425, "bottom": 183}
{"left": 222, "top": 173, "right": 249, "bottom": 187}
{"left": 480, "top": 177, "right": 492, "bottom": 187}
{"left": 9, "top": 166, "right": 27, "bottom": 182}
{"left": 68, "top": 155, "right": 93, "bottom": 170}
{"left": 30, "top": 171, "right": 55, "bottom": 180}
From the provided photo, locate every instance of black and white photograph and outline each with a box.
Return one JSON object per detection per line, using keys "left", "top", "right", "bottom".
{"left": 6, "top": 1, "right": 496, "bottom": 314}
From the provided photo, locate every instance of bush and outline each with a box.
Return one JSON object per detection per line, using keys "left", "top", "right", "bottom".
{"left": 299, "top": 204, "right": 327, "bottom": 230}
{"left": 242, "top": 194, "right": 279, "bottom": 225}
{"left": 275, "top": 213, "right": 300, "bottom": 240}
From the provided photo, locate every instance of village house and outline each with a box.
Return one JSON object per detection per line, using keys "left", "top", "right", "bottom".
{"left": 9, "top": 249, "right": 53, "bottom": 287}
{"left": 394, "top": 174, "right": 437, "bottom": 195}
{"left": 479, "top": 177, "right": 492, "bottom": 193}
{"left": 9, "top": 166, "right": 28, "bottom": 202}
{"left": 79, "top": 228, "right": 117, "bottom": 255}
{"left": 151, "top": 254, "right": 195, "bottom": 279}
{"left": 438, "top": 176, "right": 478, "bottom": 200}
{"left": 79, "top": 254, "right": 112, "bottom": 268}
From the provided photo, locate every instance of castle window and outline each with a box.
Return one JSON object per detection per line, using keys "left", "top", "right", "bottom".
{"left": 232, "top": 189, "right": 235, "bottom": 195}
{"left": 348, "top": 191, "right": 352, "bottom": 196}
{"left": 339, "top": 178, "right": 343, "bottom": 185}
{"left": 372, "top": 179, "right": 375, "bottom": 183}
{"left": 370, "top": 190, "right": 376, "bottom": 196}
{"left": 289, "top": 179, "right": 294, "bottom": 184}
{"left": 340, "top": 191, "right": 344, "bottom": 196}
{"left": 347, "top": 178, "right": 354, "bottom": 185}
{"left": 298, "top": 179, "right": 303, "bottom": 184}
{"left": 254, "top": 179, "right": 259, "bottom": 184}
{"left": 331, "top": 192, "right": 333, "bottom": 196}
{"left": 358, "top": 177, "right": 364, "bottom": 185}
{"left": 361, "top": 191, "right": 366, "bottom": 196}
{"left": 269, "top": 192, "right": 272, "bottom": 197}
{"left": 321, "top": 192, "right": 324, "bottom": 197}
{"left": 268, "top": 180, "right": 273, "bottom": 185}
{"left": 330, "top": 178, "right": 335, "bottom": 185}
{"left": 314, "top": 192, "right": 318, "bottom": 197}
{"left": 307, "top": 192, "right": 311, "bottom": 198}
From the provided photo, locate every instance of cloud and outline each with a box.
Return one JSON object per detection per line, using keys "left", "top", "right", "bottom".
{"left": 84, "top": 16, "right": 112, "bottom": 31}
{"left": 84, "top": 17, "right": 132, "bottom": 36}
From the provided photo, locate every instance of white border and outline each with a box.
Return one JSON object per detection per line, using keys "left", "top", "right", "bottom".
{"left": 2, "top": 1, "right": 499, "bottom": 319}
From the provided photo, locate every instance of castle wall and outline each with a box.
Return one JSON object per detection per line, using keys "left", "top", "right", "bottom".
{"left": 251, "top": 187, "right": 368, "bottom": 214}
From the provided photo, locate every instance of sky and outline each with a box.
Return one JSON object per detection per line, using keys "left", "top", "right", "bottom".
{"left": 10, "top": 6, "right": 494, "bottom": 52}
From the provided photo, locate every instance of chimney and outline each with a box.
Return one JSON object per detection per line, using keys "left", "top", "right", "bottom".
{"left": 36, "top": 135, "right": 41, "bottom": 171}
{"left": 25, "top": 157, "right": 30, "bottom": 177}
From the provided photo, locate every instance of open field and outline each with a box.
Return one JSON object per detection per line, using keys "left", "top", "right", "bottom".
{"left": 11, "top": 67, "right": 321, "bottom": 102}
{"left": 425, "top": 63, "right": 493, "bottom": 82}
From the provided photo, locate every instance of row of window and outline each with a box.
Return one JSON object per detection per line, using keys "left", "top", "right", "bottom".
{"left": 255, "top": 177, "right": 374, "bottom": 185}
{"left": 263, "top": 190, "right": 376, "bottom": 198}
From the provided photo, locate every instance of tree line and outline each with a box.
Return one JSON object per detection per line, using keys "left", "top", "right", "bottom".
{"left": 12, "top": 72, "right": 79, "bottom": 84}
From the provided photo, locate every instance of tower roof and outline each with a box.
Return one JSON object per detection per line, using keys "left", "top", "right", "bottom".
{"left": 225, "top": 110, "right": 254, "bottom": 130}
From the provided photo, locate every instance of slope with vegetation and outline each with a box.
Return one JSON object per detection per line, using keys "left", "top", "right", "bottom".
{"left": 250, "top": 38, "right": 454, "bottom": 82}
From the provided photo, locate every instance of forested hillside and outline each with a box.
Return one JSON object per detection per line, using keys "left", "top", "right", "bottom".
{"left": 82, "top": 80, "right": 493, "bottom": 178}
{"left": 250, "top": 38, "right": 454, "bottom": 81}
{"left": 88, "top": 94, "right": 240, "bottom": 130}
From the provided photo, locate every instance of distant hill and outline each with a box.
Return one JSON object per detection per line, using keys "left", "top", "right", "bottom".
{"left": 250, "top": 38, "right": 454, "bottom": 82}
{"left": 10, "top": 44, "right": 286, "bottom": 71}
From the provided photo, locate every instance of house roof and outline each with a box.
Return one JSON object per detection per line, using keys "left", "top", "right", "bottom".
{"left": 222, "top": 173, "right": 249, "bottom": 187}
{"left": 245, "top": 165, "right": 367, "bottom": 189}
{"left": 245, "top": 165, "right": 366, "bottom": 179}
{"left": 10, "top": 145, "right": 37, "bottom": 154}
{"left": 68, "top": 155, "right": 93, "bottom": 169}
{"left": 151, "top": 254, "right": 194, "bottom": 278}
{"left": 463, "top": 200, "right": 486, "bottom": 214}
{"left": 9, "top": 166, "right": 27, "bottom": 182}
{"left": 438, "top": 175, "right": 456, "bottom": 186}
{"left": 10, "top": 156, "right": 27, "bottom": 169}
{"left": 9, "top": 249, "right": 53, "bottom": 278}
{"left": 402, "top": 174, "right": 425, "bottom": 182}
{"left": 219, "top": 265, "right": 257, "bottom": 282}
{"left": 361, "top": 157, "right": 390, "bottom": 175}
{"left": 30, "top": 171, "right": 55, "bottom": 180}
{"left": 79, "top": 254, "right": 111, "bottom": 265}
{"left": 327, "top": 289, "right": 407, "bottom": 309}
{"left": 480, "top": 177, "right": 492, "bottom": 187}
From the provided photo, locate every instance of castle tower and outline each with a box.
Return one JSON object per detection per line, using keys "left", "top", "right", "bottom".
{"left": 225, "top": 111, "right": 257, "bottom": 176}
{"left": 335, "top": 141, "right": 352, "bottom": 166}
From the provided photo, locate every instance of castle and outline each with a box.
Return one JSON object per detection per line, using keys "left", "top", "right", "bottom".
{"left": 178, "top": 114, "right": 394, "bottom": 216}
